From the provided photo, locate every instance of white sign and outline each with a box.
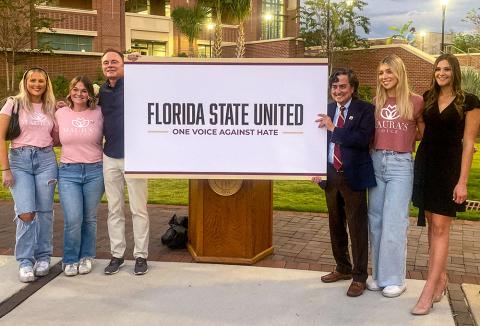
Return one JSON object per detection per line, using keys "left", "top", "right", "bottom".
{"left": 124, "top": 59, "right": 328, "bottom": 179}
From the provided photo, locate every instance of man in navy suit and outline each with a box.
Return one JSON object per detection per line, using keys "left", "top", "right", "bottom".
{"left": 315, "top": 68, "right": 375, "bottom": 297}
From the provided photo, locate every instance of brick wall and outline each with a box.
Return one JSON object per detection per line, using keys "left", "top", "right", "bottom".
{"left": 38, "top": 8, "right": 97, "bottom": 31}
{"left": 328, "top": 46, "right": 435, "bottom": 96}
{"left": 0, "top": 52, "right": 102, "bottom": 99}
{"left": 457, "top": 54, "right": 480, "bottom": 70}
{"left": 222, "top": 38, "right": 305, "bottom": 58}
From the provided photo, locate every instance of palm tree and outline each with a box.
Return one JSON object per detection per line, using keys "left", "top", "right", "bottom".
{"left": 227, "top": 0, "right": 251, "bottom": 58}
{"left": 199, "top": 0, "right": 231, "bottom": 58}
{"left": 171, "top": 4, "right": 210, "bottom": 57}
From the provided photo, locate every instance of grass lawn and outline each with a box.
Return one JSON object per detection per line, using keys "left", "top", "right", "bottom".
{"left": 1, "top": 144, "right": 479, "bottom": 220}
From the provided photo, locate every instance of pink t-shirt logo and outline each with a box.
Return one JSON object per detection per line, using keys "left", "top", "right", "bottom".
{"left": 380, "top": 104, "right": 400, "bottom": 121}
{"left": 72, "top": 117, "right": 91, "bottom": 128}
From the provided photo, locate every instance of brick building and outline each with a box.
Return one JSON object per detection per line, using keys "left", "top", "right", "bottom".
{"left": 33, "top": 0, "right": 302, "bottom": 57}
{"left": 0, "top": 0, "right": 303, "bottom": 97}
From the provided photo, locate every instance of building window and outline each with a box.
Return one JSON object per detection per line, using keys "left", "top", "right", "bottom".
{"left": 126, "top": 0, "right": 170, "bottom": 17}
{"left": 38, "top": 33, "right": 93, "bottom": 52}
{"left": 262, "top": 0, "right": 284, "bottom": 39}
{"left": 197, "top": 44, "right": 212, "bottom": 58}
{"left": 131, "top": 40, "right": 167, "bottom": 56}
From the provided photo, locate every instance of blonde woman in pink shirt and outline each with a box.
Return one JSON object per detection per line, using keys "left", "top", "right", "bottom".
{"left": 0, "top": 67, "right": 57, "bottom": 282}
{"left": 367, "top": 55, "right": 425, "bottom": 298}
{"left": 55, "top": 76, "right": 104, "bottom": 276}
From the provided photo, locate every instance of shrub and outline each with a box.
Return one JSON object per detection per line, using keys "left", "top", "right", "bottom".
{"left": 51, "top": 75, "right": 69, "bottom": 100}
{"left": 461, "top": 67, "right": 480, "bottom": 98}
{"left": 357, "top": 85, "right": 373, "bottom": 103}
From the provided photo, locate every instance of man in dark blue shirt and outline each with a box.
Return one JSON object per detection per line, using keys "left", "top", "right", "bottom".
{"left": 99, "top": 49, "right": 150, "bottom": 276}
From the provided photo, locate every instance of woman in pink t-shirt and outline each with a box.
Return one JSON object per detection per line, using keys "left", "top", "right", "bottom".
{"left": 0, "top": 68, "right": 58, "bottom": 283}
{"left": 367, "top": 55, "right": 425, "bottom": 298}
{"left": 55, "top": 76, "right": 104, "bottom": 277}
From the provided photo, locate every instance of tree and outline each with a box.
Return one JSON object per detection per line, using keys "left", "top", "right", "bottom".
{"left": 453, "top": 33, "right": 480, "bottom": 52}
{"left": 198, "top": 0, "right": 232, "bottom": 58}
{"left": 0, "top": 0, "right": 54, "bottom": 93}
{"left": 300, "top": 0, "right": 370, "bottom": 70}
{"left": 171, "top": 4, "right": 210, "bottom": 57}
{"left": 387, "top": 20, "right": 413, "bottom": 44}
{"left": 226, "top": 0, "right": 251, "bottom": 58}
{"left": 453, "top": 8, "right": 480, "bottom": 52}
{"left": 464, "top": 8, "right": 480, "bottom": 33}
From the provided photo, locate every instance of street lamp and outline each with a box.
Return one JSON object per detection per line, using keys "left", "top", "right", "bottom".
{"left": 419, "top": 31, "right": 426, "bottom": 52}
{"left": 264, "top": 13, "right": 273, "bottom": 39}
{"left": 207, "top": 22, "right": 215, "bottom": 58}
{"left": 441, "top": 0, "right": 448, "bottom": 53}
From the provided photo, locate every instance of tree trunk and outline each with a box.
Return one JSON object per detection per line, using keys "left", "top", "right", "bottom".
{"left": 235, "top": 23, "right": 245, "bottom": 58}
{"left": 4, "top": 53, "right": 10, "bottom": 93}
{"left": 213, "top": 7, "right": 222, "bottom": 58}
{"left": 188, "top": 40, "right": 195, "bottom": 58}
{"left": 10, "top": 50, "right": 15, "bottom": 91}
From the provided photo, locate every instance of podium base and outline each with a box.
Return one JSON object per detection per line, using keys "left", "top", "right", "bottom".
{"left": 187, "top": 244, "right": 274, "bottom": 265}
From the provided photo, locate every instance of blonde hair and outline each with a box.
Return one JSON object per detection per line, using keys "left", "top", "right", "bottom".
{"left": 15, "top": 68, "right": 56, "bottom": 119}
{"left": 375, "top": 54, "right": 415, "bottom": 120}
{"left": 66, "top": 75, "right": 97, "bottom": 109}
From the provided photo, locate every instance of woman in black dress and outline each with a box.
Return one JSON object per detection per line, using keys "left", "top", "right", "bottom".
{"left": 412, "top": 54, "right": 480, "bottom": 315}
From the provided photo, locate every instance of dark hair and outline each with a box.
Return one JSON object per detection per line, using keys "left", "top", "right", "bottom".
{"left": 102, "top": 48, "right": 124, "bottom": 62}
{"left": 424, "top": 53, "right": 464, "bottom": 117}
{"left": 66, "top": 76, "right": 97, "bottom": 109}
{"left": 329, "top": 68, "right": 359, "bottom": 98}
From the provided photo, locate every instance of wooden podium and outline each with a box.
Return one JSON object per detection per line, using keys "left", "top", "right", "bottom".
{"left": 187, "top": 179, "right": 274, "bottom": 265}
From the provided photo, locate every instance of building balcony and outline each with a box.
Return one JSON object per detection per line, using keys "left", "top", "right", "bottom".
{"left": 36, "top": 5, "right": 97, "bottom": 32}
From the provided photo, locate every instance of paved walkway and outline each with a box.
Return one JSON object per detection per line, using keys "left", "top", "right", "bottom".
{"left": 0, "top": 200, "right": 479, "bottom": 325}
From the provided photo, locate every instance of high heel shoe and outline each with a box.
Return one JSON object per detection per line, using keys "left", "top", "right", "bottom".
{"left": 411, "top": 301, "right": 433, "bottom": 316}
{"left": 433, "top": 277, "right": 448, "bottom": 303}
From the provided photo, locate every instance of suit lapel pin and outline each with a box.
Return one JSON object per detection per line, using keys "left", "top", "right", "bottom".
{"left": 349, "top": 116, "right": 354, "bottom": 120}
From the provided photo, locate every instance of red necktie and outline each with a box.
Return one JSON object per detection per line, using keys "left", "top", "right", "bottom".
{"left": 333, "top": 106, "right": 345, "bottom": 171}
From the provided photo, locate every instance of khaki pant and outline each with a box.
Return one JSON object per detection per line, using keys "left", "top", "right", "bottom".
{"left": 103, "top": 154, "right": 149, "bottom": 259}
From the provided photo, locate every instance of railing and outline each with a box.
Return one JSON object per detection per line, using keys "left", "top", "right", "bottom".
{"left": 466, "top": 200, "right": 480, "bottom": 211}
{"left": 444, "top": 45, "right": 466, "bottom": 54}
{"left": 468, "top": 48, "right": 480, "bottom": 54}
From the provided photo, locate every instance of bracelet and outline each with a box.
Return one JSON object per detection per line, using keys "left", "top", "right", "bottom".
{"left": 1, "top": 168, "right": 10, "bottom": 171}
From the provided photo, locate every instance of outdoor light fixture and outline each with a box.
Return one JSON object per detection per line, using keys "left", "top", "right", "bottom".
{"left": 264, "top": 13, "right": 273, "bottom": 39}
{"left": 441, "top": 0, "right": 448, "bottom": 53}
{"left": 207, "top": 23, "right": 215, "bottom": 57}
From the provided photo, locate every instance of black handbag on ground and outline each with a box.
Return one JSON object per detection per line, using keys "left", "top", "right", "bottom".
{"left": 161, "top": 214, "right": 188, "bottom": 249}
{"left": 4, "top": 97, "right": 20, "bottom": 141}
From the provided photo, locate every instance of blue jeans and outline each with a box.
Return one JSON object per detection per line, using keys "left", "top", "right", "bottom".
{"left": 368, "top": 150, "right": 413, "bottom": 287}
{"left": 9, "top": 146, "right": 58, "bottom": 268}
{"left": 58, "top": 162, "right": 104, "bottom": 264}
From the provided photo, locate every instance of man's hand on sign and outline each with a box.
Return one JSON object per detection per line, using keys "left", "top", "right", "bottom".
{"left": 126, "top": 52, "right": 141, "bottom": 62}
{"left": 315, "top": 114, "right": 334, "bottom": 132}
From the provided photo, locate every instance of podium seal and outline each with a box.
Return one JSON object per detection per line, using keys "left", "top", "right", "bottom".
{"left": 208, "top": 179, "right": 243, "bottom": 196}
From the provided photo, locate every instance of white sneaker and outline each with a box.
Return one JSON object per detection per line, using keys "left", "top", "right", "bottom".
{"left": 19, "top": 266, "right": 35, "bottom": 283}
{"left": 78, "top": 257, "right": 94, "bottom": 275}
{"left": 63, "top": 263, "right": 79, "bottom": 277}
{"left": 382, "top": 284, "right": 407, "bottom": 298}
{"left": 34, "top": 260, "right": 50, "bottom": 276}
{"left": 366, "top": 277, "right": 382, "bottom": 291}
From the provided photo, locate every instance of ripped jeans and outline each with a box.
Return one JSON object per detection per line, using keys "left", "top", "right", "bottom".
{"left": 9, "top": 146, "right": 58, "bottom": 268}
